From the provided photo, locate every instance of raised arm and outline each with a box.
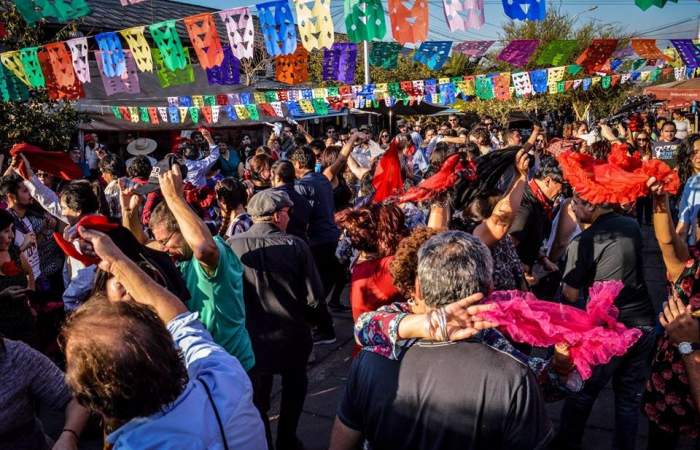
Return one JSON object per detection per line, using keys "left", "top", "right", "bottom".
{"left": 474, "top": 149, "right": 528, "bottom": 247}
{"left": 14, "top": 155, "right": 68, "bottom": 224}
{"left": 160, "top": 164, "right": 219, "bottom": 271}
{"left": 119, "top": 183, "right": 147, "bottom": 245}
{"left": 653, "top": 191, "right": 689, "bottom": 282}
{"left": 78, "top": 227, "right": 187, "bottom": 323}
{"left": 323, "top": 133, "right": 358, "bottom": 182}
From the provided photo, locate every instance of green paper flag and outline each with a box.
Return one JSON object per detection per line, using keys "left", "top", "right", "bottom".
{"left": 536, "top": 40, "right": 579, "bottom": 66}
{"left": 189, "top": 106, "right": 199, "bottom": 124}
{"left": 601, "top": 76, "right": 611, "bottom": 89}
{"left": 0, "top": 64, "right": 29, "bottom": 102}
{"left": 567, "top": 64, "right": 583, "bottom": 76}
{"left": 139, "top": 106, "right": 150, "bottom": 123}
{"left": 149, "top": 20, "right": 188, "bottom": 72}
{"left": 204, "top": 95, "right": 216, "bottom": 106}
{"left": 475, "top": 77, "right": 494, "bottom": 100}
{"left": 388, "top": 82, "right": 408, "bottom": 101}
{"left": 369, "top": 42, "right": 402, "bottom": 69}
{"left": 327, "top": 86, "right": 339, "bottom": 97}
{"left": 19, "top": 47, "right": 44, "bottom": 88}
{"left": 649, "top": 68, "right": 660, "bottom": 82}
{"left": 245, "top": 104, "right": 260, "bottom": 121}
{"left": 311, "top": 98, "right": 329, "bottom": 115}
{"left": 152, "top": 48, "right": 194, "bottom": 88}
{"left": 264, "top": 91, "right": 278, "bottom": 102}
{"left": 632, "top": 59, "right": 647, "bottom": 70}
{"left": 635, "top": 0, "right": 678, "bottom": 11}
{"left": 344, "top": 0, "right": 386, "bottom": 42}
{"left": 13, "top": 0, "right": 90, "bottom": 26}
{"left": 111, "top": 106, "right": 122, "bottom": 120}
{"left": 557, "top": 80, "right": 565, "bottom": 93}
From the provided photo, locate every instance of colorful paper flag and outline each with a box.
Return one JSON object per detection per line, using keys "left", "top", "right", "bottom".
{"left": 344, "top": 0, "right": 386, "bottom": 42}
{"left": 149, "top": 20, "right": 188, "bottom": 71}
{"left": 413, "top": 41, "right": 452, "bottom": 70}
{"left": 19, "top": 47, "right": 45, "bottom": 88}
{"left": 536, "top": 40, "right": 578, "bottom": 66}
{"left": 388, "top": 0, "right": 428, "bottom": 44}
{"left": 219, "top": 8, "right": 255, "bottom": 60}
{"left": 184, "top": 13, "right": 225, "bottom": 69}
{"left": 152, "top": 48, "right": 194, "bottom": 88}
{"left": 95, "top": 32, "right": 126, "bottom": 77}
{"left": 206, "top": 47, "right": 240, "bottom": 85}
{"left": 257, "top": 0, "right": 297, "bottom": 57}
{"left": 576, "top": 39, "right": 618, "bottom": 74}
{"left": 66, "top": 37, "right": 90, "bottom": 83}
{"left": 497, "top": 39, "right": 539, "bottom": 67}
{"left": 369, "top": 42, "right": 402, "bottom": 69}
{"left": 630, "top": 39, "right": 668, "bottom": 62}
{"left": 502, "top": 0, "right": 546, "bottom": 21}
{"left": 452, "top": 40, "right": 494, "bottom": 58}
{"left": 275, "top": 46, "right": 309, "bottom": 84}
{"left": 96, "top": 50, "right": 140, "bottom": 96}
{"left": 323, "top": 42, "right": 357, "bottom": 84}
{"left": 120, "top": 27, "right": 153, "bottom": 72}
{"left": 44, "top": 42, "right": 77, "bottom": 88}
{"left": 294, "top": 0, "right": 334, "bottom": 50}
{"left": 443, "top": 0, "right": 484, "bottom": 31}
{"left": 670, "top": 39, "right": 700, "bottom": 69}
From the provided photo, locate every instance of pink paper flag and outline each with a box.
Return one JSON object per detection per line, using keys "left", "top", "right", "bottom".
{"left": 95, "top": 50, "right": 140, "bottom": 96}
{"left": 497, "top": 39, "right": 539, "bottom": 67}
{"left": 443, "top": 0, "right": 484, "bottom": 32}
{"left": 452, "top": 40, "right": 494, "bottom": 58}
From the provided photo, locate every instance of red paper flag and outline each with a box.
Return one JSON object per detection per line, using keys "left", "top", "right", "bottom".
{"left": 183, "top": 13, "right": 225, "bottom": 69}
{"left": 372, "top": 139, "right": 404, "bottom": 203}
{"left": 576, "top": 39, "right": 618, "bottom": 74}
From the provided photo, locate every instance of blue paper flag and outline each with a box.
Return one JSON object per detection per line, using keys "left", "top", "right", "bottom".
{"left": 206, "top": 47, "right": 240, "bottom": 85}
{"left": 439, "top": 82, "right": 456, "bottom": 105}
{"left": 95, "top": 32, "right": 126, "bottom": 77}
{"left": 257, "top": 0, "right": 297, "bottom": 57}
{"left": 530, "top": 69, "right": 548, "bottom": 93}
{"left": 582, "top": 78, "right": 591, "bottom": 91}
{"left": 240, "top": 92, "right": 253, "bottom": 104}
{"left": 287, "top": 101, "right": 303, "bottom": 116}
{"left": 226, "top": 105, "right": 238, "bottom": 121}
{"left": 413, "top": 41, "right": 452, "bottom": 70}
{"left": 168, "top": 106, "right": 179, "bottom": 123}
{"left": 178, "top": 96, "right": 193, "bottom": 107}
{"left": 502, "top": 0, "right": 546, "bottom": 21}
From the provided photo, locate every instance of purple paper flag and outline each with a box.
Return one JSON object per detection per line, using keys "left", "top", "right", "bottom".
{"left": 612, "top": 45, "right": 635, "bottom": 59}
{"left": 670, "top": 39, "right": 700, "bottom": 69}
{"left": 452, "top": 40, "right": 494, "bottom": 58}
{"left": 322, "top": 43, "right": 357, "bottom": 84}
{"left": 95, "top": 50, "right": 140, "bottom": 96}
{"left": 206, "top": 47, "right": 240, "bottom": 85}
{"left": 497, "top": 39, "right": 539, "bottom": 67}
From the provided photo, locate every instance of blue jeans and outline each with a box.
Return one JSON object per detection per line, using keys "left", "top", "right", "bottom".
{"left": 553, "top": 326, "right": 656, "bottom": 450}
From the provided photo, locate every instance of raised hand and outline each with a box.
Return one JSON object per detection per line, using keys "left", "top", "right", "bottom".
{"left": 425, "top": 293, "right": 498, "bottom": 342}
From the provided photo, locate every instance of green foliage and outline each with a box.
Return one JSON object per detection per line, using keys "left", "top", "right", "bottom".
{"left": 0, "top": 4, "right": 86, "bottom": 152}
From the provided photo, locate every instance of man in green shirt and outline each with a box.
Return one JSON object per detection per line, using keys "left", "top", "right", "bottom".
{"left": 148, "top": 163, "right": 255, "bottom": 371}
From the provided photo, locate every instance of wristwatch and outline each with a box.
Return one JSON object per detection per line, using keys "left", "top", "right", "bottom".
{"left": 678, "top": 342, "right": 700, "bottom": 355}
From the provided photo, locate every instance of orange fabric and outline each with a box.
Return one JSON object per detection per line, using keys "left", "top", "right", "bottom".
{"left": 557, "top": 144, "right": 680, "bottom": 205}
{"left": 184, "top": 13, "right": 225, "bottom": 69}
{"left": 388, "top": 0, "right": 428, "bottom": 44}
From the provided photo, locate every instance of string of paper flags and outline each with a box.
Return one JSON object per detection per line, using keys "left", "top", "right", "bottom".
{"left": 2, "top": 0, "right": 699, "bottom": 104}
{"left": 91, "top": 64, "right": 698, "bottom": 126}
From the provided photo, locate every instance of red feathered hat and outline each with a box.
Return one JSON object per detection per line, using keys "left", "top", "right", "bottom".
{"left": 557, "top": 143, "right": 680, "bottom": 205}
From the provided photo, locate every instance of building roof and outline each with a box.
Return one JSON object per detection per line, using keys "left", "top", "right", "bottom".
{"left": 66, "top": 0, "right": 218, "bottom": 34}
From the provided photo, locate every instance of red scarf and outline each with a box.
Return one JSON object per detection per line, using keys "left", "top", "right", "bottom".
{"left": 528, "top": 179, "right": 554, "bottom": 220}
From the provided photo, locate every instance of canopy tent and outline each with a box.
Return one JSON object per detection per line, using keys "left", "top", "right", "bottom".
{"left": 644, "top": 78, "right": 700, "bottom": 108}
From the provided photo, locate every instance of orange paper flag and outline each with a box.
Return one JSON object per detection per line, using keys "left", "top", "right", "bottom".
{"left": 38, "top": 47, "right": 83, "bottom": 100}
{"left": 388, "top": 0, "right": 428, "bottom": 44}
{"left": 44, "top": 42, "right": 77, "bottom": 88}
{"left": 630, "top": 39, "right": 670, "bottom": 62}
{"left": 184, "top": 13, "right": 225, "bottom": 69}
{"left": 275, "top": 46, "right": 309, "bottom": 84}
{"left": 576, "top": 39, "right": 618, "bottom": 74}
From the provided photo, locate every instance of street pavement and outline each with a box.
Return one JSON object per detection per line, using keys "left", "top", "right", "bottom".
{"left": 43, "top": 227, "right": 698, "bottom": 449}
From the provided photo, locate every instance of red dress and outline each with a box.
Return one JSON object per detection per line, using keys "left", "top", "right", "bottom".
{"left": 350, "top": 256, "right": 404, "bottom": 322}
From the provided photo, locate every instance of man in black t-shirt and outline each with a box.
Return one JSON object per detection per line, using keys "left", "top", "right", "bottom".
{"left": 330, "top": 231, "right": 552, "bottom": 450}
{"left": 554, "top": 194, "right": 656, "bottom": 450}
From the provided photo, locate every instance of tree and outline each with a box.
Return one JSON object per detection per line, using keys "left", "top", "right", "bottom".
{"left": 0, "top": 5, "right": 87, "bottom": 152}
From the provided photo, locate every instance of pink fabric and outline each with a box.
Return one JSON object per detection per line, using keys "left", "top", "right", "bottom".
{"left": 483, "top": 281, "right": 642, "bottom": 380}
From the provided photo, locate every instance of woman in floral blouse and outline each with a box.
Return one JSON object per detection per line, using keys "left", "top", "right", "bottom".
{"left": 643, "top": 188, "right": 700, "bottom": 448}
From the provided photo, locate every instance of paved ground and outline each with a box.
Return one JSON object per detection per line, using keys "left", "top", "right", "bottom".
{"left": 43, "top": 226, "right": 698, "bottom": 449}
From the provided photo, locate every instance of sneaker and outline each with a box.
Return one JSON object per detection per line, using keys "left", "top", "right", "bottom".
{"left": 312, "top": 329, "right": 337, "bottom": 345}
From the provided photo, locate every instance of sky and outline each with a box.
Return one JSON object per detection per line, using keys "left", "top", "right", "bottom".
{"left": 187, "top": 0, "right": 700, "bottom": 42}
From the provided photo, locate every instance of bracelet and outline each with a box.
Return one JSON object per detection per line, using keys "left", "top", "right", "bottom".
{"left": 62, "top": 429, "right": 80, "bottom": 441}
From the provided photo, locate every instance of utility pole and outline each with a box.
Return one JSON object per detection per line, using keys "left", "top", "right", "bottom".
{"left": 363, "top": 40, "right": 371, "bottom": 127}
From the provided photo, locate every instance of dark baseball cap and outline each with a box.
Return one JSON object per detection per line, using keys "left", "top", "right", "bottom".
{"left": 134, "top": 154, "right": 188, "bottom": 196}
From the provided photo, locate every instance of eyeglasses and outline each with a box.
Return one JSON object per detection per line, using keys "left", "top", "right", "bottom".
{"left": 155, "top": 230, "right": 177, "bottom": 248}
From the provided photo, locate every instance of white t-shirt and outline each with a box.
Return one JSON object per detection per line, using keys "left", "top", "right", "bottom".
{"left": 675, "top": 119, "right": 690, "bottom": 140}
{"left": 13, "top": 216, "right": 41, "bottom": 280}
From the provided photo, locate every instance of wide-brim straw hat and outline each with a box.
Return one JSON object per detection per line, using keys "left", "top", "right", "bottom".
{"left": 127, "top": 138, "right": 157, "bottom": 156}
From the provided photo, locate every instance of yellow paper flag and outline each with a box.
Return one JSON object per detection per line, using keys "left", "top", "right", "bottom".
{"left": 120, "top": 27, "right": 153, "bottom": 72}
{"left": 1, "top": 51, "right": 30, "bottom": 86}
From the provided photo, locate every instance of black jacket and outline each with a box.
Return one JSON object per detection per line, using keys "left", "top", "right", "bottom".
{"left": 227, "top": 223, "right": 323, "bottom": 370}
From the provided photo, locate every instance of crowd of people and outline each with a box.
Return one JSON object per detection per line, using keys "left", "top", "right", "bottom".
{"left": 0, "top": 108, "right": 699, "bottom": 450}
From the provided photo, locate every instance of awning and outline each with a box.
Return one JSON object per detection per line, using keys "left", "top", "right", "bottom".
{"left": 644, "top": 78, "right": 700, "bottom": 103}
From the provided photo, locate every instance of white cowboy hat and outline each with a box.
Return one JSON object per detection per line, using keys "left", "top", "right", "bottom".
{"left": 127, "top": 138, "right": 157, "bottom": 156}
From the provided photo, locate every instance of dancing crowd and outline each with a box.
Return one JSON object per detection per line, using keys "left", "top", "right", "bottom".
{"left": 0, "top": 109, "right": 699, "bottom": 450}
